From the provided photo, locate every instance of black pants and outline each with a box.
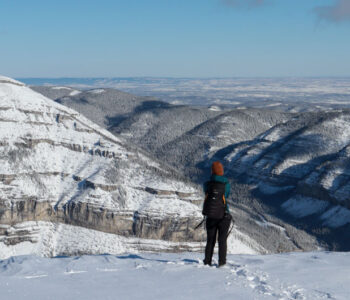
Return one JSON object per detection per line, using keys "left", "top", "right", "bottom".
{"left": 204, "top": 214, "right": 231, "bottom": 265}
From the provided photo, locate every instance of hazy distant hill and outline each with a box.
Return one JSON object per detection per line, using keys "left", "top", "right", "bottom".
{"left": 32, "top": 86, "right": 169, "bottom": 128}
{"left": 22, "top": 77, "right": 350, "bottom": 112}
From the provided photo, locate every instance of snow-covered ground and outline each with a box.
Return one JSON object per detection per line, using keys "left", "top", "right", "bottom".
{"left": 0, "top": 251, "right": 348, "bottom": 300}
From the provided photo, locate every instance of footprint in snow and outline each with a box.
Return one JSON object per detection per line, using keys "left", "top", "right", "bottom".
{"left": 313, "top": 290, "right": 335, "bottom": 299}
{"left": 225, "top": 262, "right": 331, "bottom": 300}
{"left": 234, "top": 268, "right": 247, "bottom": 277}
{"left": 280, "top": 287, "right": 306, "bottom": 300}
{"left": 227, "top": 263, "right": 300, "bottom": 299}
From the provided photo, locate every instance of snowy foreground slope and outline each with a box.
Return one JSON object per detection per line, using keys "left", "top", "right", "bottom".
{"left": 0, "top": 251, "right": 349, "bottom": 300}
{"left": 0, "top": 76, "right": 260, "bottom": 256}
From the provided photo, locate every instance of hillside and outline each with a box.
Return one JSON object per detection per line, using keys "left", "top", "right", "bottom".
{"left": 157, "top": 109, "right": 290, "bottom": 180}
{"left": 214, "top": 110, "right": 350, "bottom": 249}
{"left": 111, "top": 105, "right": 221, "bottom": 153}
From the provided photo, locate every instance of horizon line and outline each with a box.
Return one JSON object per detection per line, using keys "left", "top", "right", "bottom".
{"left": 15, "top": 76, "right": 350, "bottom": 80}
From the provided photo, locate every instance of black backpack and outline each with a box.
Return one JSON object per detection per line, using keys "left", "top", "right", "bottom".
{"left": 202, "top": 181, "right": 226, "bottom": 219}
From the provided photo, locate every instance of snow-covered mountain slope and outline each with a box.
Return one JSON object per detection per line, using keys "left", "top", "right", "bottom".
{"left": 0, "top": 76, "right": 266, "bottom": 256}
{"left": 157, "top": 109, "right": 290, "bottom": 180}
{"left": 1, "top": 251, "right": 349, "bottom": 300}
{"left": 216, "top": 110, "right": 350, "bottom": 249}
{"left": 111, "top": 105, "right": 221, "bottom": 153}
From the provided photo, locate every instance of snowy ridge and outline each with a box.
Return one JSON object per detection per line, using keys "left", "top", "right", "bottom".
{"left": 0, "top": 76, "right": 25, "bottom": 87}
{"left": 30, "top": 85, "right": 82, "bottom": 99}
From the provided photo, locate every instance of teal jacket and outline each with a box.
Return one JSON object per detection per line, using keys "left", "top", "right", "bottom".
{"left": 203, "top": 174, "right": 230, "bottom": 213}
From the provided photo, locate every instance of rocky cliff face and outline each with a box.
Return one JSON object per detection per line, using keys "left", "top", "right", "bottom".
{"left": 0, "top": 76, "right": 211, "bottom": 257}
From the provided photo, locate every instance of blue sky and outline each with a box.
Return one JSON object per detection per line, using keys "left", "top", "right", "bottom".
{"left": 0, "top": 0, "right": 349, "bottom": 77}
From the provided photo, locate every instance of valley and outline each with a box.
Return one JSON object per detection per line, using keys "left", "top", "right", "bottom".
{"left": 24, "top": 77, "right": 350, "bottom": 253}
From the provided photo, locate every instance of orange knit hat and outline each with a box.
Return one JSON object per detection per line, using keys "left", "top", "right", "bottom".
{"left": 211, "top": 161, "right": 224, "bottom": 176}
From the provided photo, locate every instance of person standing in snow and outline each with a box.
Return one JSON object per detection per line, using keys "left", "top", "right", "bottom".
{"left": 202, "top": 161, "right": 232, "bottom": 267}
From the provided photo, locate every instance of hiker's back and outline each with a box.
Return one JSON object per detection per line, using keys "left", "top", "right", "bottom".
{"left": 202, "top": 180, "right": 226, "bottom": 219}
